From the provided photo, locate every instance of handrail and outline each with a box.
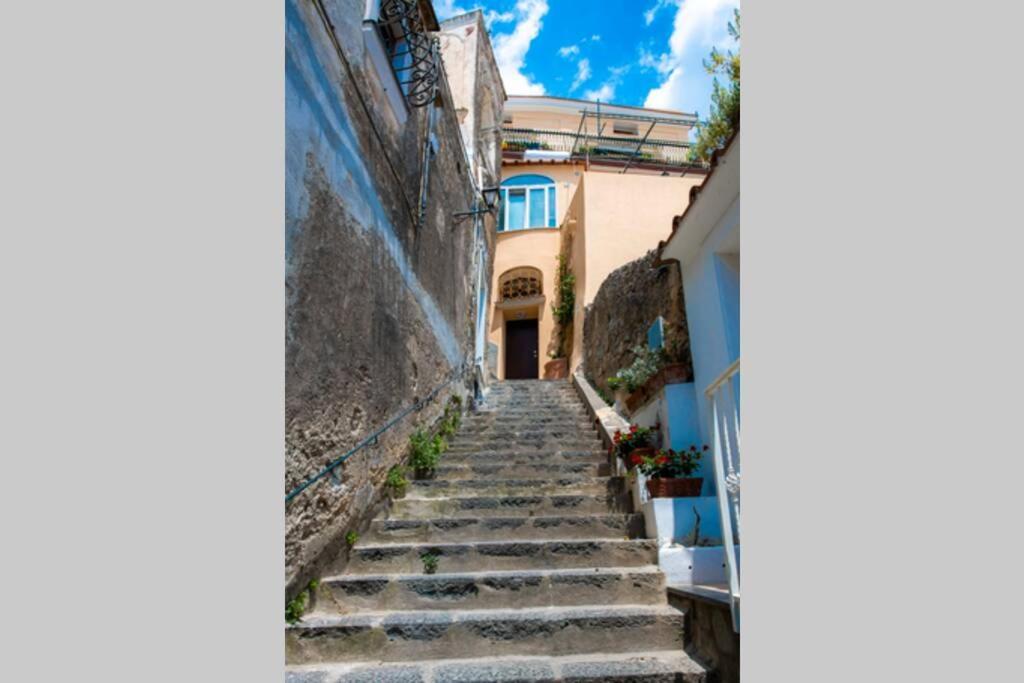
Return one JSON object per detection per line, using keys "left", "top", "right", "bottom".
{"left": 706, "top": 356, "right": 741, "bottom": 632}
{"left": 704, "top": 358, "right": 740, "bottom": 398}
{"left": 285, "top": 363, "right": 465, "bottom": 502}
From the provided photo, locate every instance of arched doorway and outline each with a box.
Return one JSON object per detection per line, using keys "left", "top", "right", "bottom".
{"left": 498, "top": 267, "right": 543, "bottom": 379}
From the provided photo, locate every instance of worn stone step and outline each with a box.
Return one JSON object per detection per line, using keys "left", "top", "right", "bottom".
{"left": 442, "top": 450, "right": 606, "bottom": 465}
{"left": 389, "top": 494, "right": 624, "bottom": 519}
{"left": 315, "top": 566, "right": 665, "bottom": 614}
{"left": 452, "top": 430, "right": 600, "bottom": 444}
{"left": 445, "top": 444, "right": 606, "bottom": 457}
{"left": 446, "top": 437, "right": 603, "bottom": 452}
{"left": 430, "top": 462, "right": 609, "bottom": 481}
{"left": 344, "top": 538, "right": 659, "bottom": 574}
{"left": 460, "top": 423, "right": 598, "bottom": 436}
{"left": 286, "top": 650, "right": 708, "bottom": 683}
{"left": 407, "top": 476, "right": 623, "bottom": 498}
{"left": 462, "top": 415, "right": 593, "bottom": 426}
{"left": 285, "top": 604, "right": 686, "bottom": 664}
{"left": 364, "top": 513, "right": 643, "bottom": 544}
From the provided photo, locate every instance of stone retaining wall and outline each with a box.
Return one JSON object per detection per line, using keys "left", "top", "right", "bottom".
{"left": 582, "top": 250, "right": 693, "bottom": 398}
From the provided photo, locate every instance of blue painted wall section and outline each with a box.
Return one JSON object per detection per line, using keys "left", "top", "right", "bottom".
{"left": 285, "top": 0, "right": 461, "bottom": 366}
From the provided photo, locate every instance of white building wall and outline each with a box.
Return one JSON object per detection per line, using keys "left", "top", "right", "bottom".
{"left": 681, "top": 195, "right": 740, "bottom": 444}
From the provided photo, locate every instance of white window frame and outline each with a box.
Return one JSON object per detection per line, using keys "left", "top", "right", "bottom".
{"left": 362, "top": 0, "right": 409, "bottom": 126}
{"left": 500, "top": 182, "right": 555, "bottom": 231}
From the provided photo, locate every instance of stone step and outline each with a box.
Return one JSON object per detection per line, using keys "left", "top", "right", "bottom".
{"left": 441, "top": 450, "right": 606, "bottom": 465}
{"left": 364, "top": 513, "right": 643, "bottom": 544}
{"left": 344, "top": 538, "right": 658, "bottom": 574}
{"left": 389, "top": 494, "right": 624, "bottom": 519}
{"left": 286, "top": 650, "right": 708, "bottom": 683}
{"left": 464, "top": 413, "right": 593, "bottom": 423}
{"left": 407, "top": 476, "right": 623, "bottom": 498}
{"left": 474, "top": 409, "right": 590, "bottom": 421}
{"left": 285, "top": 604, "right": 686, "bottom": 664}
{"left": 446, "top": 437, "right": 603, "bottom": 452}
{"left": 460, "top": 421, "right": 598, "bottom": 432}
{"left": 315, "top": 566, "right": 666, "bottom": 614}
{"left": 430, "top": 462, "right": 609, "bottom": 481}
{"left": 452, "top": 430, "right": 600, "bottom": 444}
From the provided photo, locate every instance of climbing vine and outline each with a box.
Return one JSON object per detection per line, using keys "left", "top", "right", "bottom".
{"left": 550, "top": 254, "right": 576, "bottom": 359}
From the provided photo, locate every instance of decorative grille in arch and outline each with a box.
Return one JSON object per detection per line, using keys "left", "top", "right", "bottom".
{"left": 499, "top": 268, "right": 543, "bottom": 301}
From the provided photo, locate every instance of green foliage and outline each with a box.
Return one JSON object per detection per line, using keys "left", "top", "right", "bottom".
{"left": 594, "top": 384, "right": 614, "bottom": 406}
{"left": 690, "top": 9, "right": 740, "bottom": 163}
{"left": 345, "top": 530, "right": 359, "bottom": 547}
{"left": 550, "top": 254, "right": 576, "bottom": 359}
{"left": 386, "top": 465, "right": 408, "bottom": 494}
{"left": 635, "top": 446, "right": 707, "bottom": 478}
{"left": 410, "top": 428, "right": 444, "bottom": 473}
{"left": 439, "top": 400, "right": 461, "bottom": 438}
{"left": 552, "top": 254, "right": 576, "bottom": 326}
{"left": 609, "top": 345, "right": 667, "bottom": 393}
{"left": 420, "top": 552, "right": 439, "bottom": 574}
{"left": 285, "top": 578, "right": 320, "bottom": 624}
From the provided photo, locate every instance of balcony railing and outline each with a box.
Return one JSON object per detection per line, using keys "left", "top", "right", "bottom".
{"left": 501, "top": 127, "right": 701, "bottom": 169}
{"left": 706, "top": 358, "right": 741, "bottom": 632}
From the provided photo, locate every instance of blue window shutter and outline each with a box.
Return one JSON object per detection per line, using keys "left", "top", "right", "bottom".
{"left": 647, "top": 317, "right": 664, "bottom": 349}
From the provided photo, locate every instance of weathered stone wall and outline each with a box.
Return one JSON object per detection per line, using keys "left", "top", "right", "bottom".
{"left": 668, "top": 591, "right": 740, "bottom": 683}
{"left": 582, "top": 250, "right": 693, "bottom": 396}
{"left": 285, "top": 0, "right": 500, "bottom": 595}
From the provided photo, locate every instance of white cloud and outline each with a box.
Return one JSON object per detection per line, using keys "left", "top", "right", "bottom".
{"left": 569, "top": 58, "right": 591, "bottom": 93}
{"left": 590, "top": 34, "right": 601, "bottom": 42}
{"left": 484, "top": 10, "right": 516, "bottom": 26}
{"left": 491, "top": 0, "right": 549, "bottom": 95}
{"left": 433, "top": 0, "right": 470, "bottom": 20}
{"left": 644, "top": 0, "right": 678, "bottom": 27}
{"left": 558, "top": 44, "right": 580, "bottom": 58}
{"left": 583, "top": 65, "right": 629, "bottom": 103}
{"left": 643, "top": 0, "right": 738, "bottom": 110}
{"left": 583, "top": 83, "right": 616, "bottom": 102}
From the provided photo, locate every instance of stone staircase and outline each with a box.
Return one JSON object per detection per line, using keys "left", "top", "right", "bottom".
{"left": 286, "top": 380, "right": 708, "bottom": 682}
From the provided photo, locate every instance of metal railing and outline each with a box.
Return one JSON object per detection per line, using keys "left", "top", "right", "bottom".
{"left": 705, "top": 358, "right": 741, "bottom": 632}
{"left": 285, "top": 363, "right": 466, "bottom": 503}
{"left": 501, "top": 127, "right": 697, "bottom": 168}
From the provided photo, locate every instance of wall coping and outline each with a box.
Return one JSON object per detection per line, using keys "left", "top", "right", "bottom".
{"left": 572, "top": 371, "right": 631, "bottom": 477}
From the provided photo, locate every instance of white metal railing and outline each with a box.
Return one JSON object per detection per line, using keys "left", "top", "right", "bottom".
{"left": 705, "top": 357, "right": 741, "bottom": 632}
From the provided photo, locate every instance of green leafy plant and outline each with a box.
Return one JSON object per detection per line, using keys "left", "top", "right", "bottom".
{"left": 609, "top": 345, "right": 667, "bottom": 393}
{"left": 285, "top": 578, "right": 320, "bottom": 624}
{"left": 549, "top": 254, "right": 576, "bottom": 359}
{"left": 634, "top": 446, "right": 707, "bottom": 478}
{"left": 439, "top": 401, "right": 461, "bottom": 438}
{"left": 410, "top": 429, "right": 443, "bottom": 474}
{"left": 386, "top": 465, "right": 408, "bottom": 495}
{"left": 345, "top": 530, "right": 359, "bottom": 547}
{"left": 611, "top": 424, "right": 654, "bottom": 461}
{"left": 690, "top": 9, "right": 740, "bottom": 162}
{"left": 420, "top": 552, "right": 439, "bottom": 574}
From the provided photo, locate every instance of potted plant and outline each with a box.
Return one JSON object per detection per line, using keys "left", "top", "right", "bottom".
{"left": 635, "top": 445, "right": 708, "bottom": 498}
{"left": 610, "top": 424, "right": 655, "bottom": 469}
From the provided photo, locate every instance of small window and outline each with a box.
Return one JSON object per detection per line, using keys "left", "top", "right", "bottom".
{"left": 498, "top": 174, "right": 557, "bottom": 231}
{"left": 362, "top": 0, "right": 438, "bottom": 118}
{"left": 503, "top": 114, "right": 513, "bottom": 125}
{"left": 613, "top": 121, "right": 639, "bottom": 136}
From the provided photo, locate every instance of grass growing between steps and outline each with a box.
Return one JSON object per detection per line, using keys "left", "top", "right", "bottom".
{"left": 285, "top": 578, "right": 320, "bottom": 624}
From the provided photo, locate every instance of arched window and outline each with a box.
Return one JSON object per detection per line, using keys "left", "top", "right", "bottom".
{"left": 499, "top": 267, "right": 543, "bottom": 302}
{"left": 498, "top": 174, "right": 556, "bottom": 232}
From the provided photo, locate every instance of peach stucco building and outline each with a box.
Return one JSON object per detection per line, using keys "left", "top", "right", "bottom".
{"left": 489, "top": 95, "right": 709, "bottom": 380}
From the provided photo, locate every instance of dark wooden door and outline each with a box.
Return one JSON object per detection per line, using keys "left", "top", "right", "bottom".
{"left": 505, "top": 319, "right": 538, "bottom": 379}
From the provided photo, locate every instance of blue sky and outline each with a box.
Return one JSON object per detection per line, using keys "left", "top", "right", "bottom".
{"left": 434, "top": 0, "right": 739, "bottom": 125}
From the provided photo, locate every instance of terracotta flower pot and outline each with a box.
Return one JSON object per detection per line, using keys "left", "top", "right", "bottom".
{"left": 645, "top": 477, "right": 703, "bottom": 498}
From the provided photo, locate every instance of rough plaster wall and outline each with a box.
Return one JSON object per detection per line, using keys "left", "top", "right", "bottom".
{"left": 285, "top": 0, "right": 490, "bottom": 594}
{"left": 583, "top": 250, "right": 693, "bottom": 396}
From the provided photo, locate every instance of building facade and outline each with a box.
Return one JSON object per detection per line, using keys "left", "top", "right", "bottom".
{"left": 488, "top": 95, "right": 710, "bottom": 381}
{"left": 284, "top": 0, "right": 503, "bottom": 593}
